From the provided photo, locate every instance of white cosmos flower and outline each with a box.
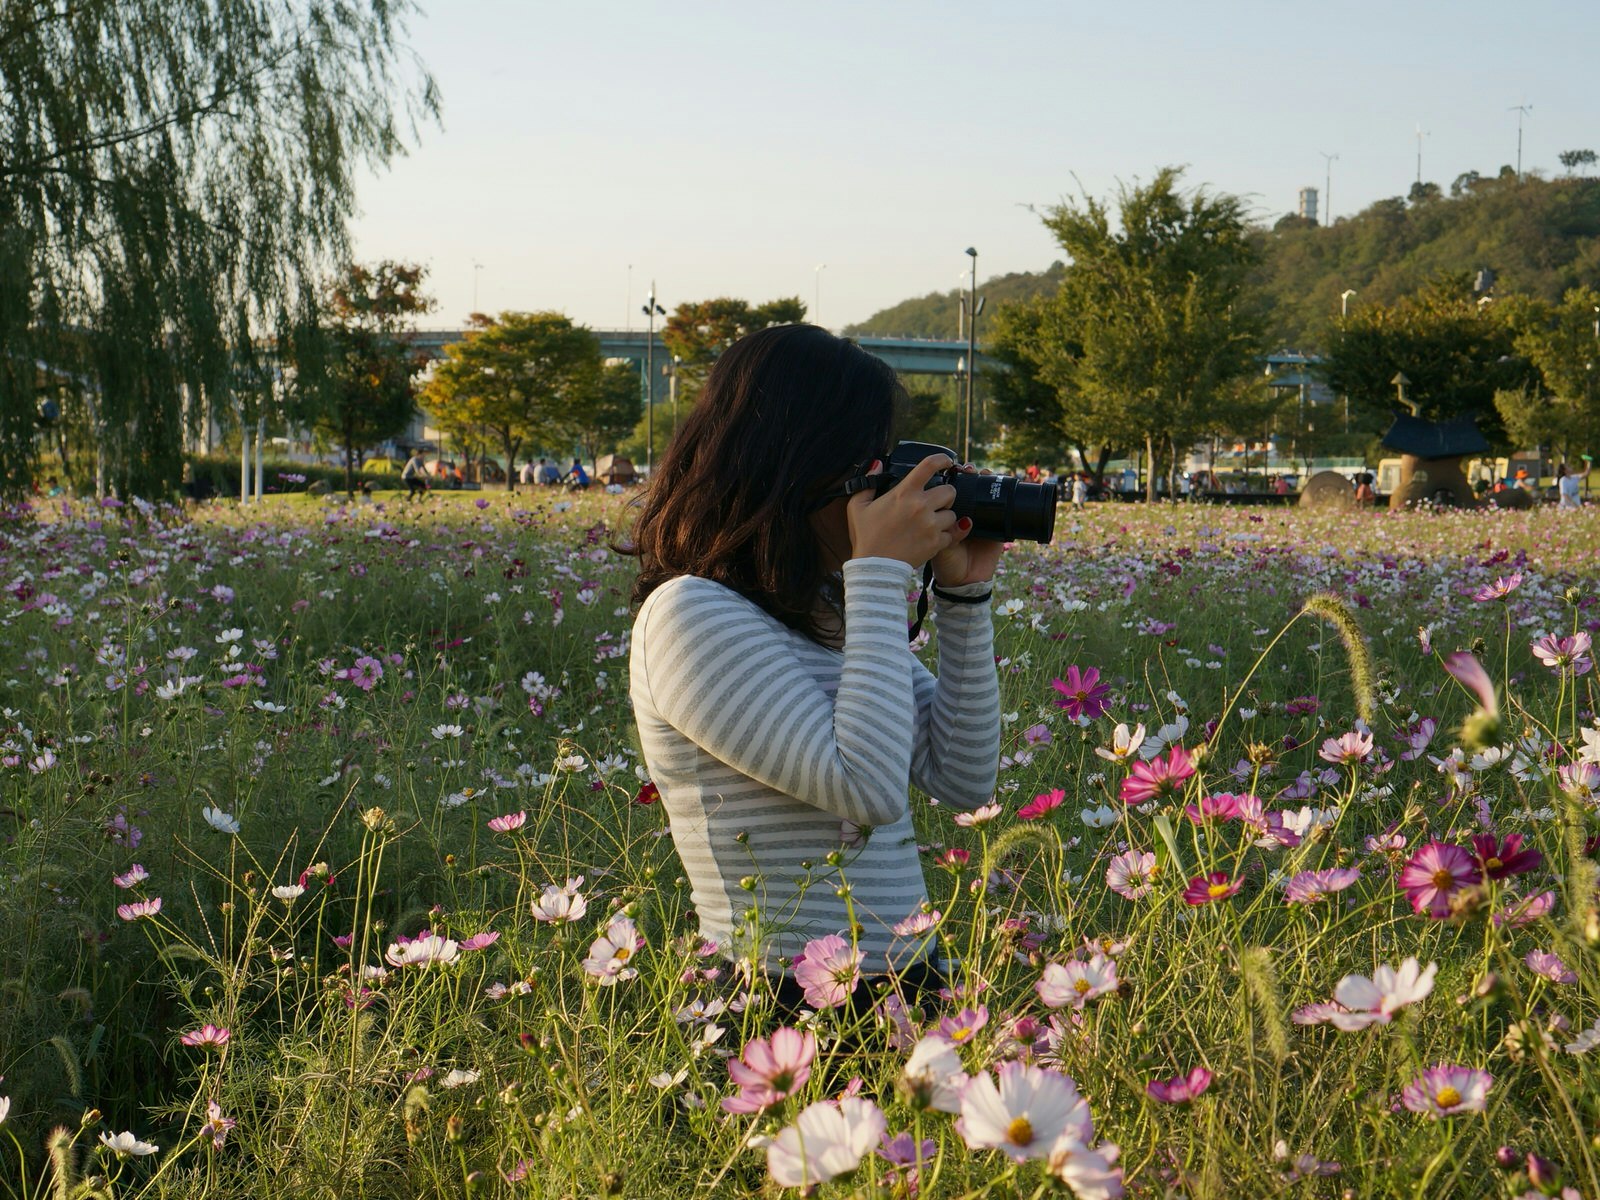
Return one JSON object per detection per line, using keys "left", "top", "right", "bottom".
{"left": 530, "top": 886, "right": 587, "bottom": 924}
{"left": 430, "top": 723, "right": 464, "bottom": 740}
{"left": 1047, "top": 1134, "right": 1124, "bottom": 1200}
{"left": 215, "top": 629, "right": 243, "bottom": 644}
{"left": 99, "top": 1130, "right": 159, "bottom": 1157}
{"left": 253, "top": 700, "right": 287, "bottom": 713}
{"left": 1036, "top": 954, "right": 1119, "bottom": 1010}
{"left": 271, "top": 884, "right": 305, "bottom": 902}
{"left": 1329, "top": 957, "right": 1438, "bottom": 1031}
{"left": 202, "top": 807, "right": 241, "bottom": 835}
{"left": 900, "top": 1035, "right": 969, "bottom": 1113}
{"left": 1080, "top": 805, "right": 1117, "bottom": 828}
{"left": 0, "top": 1096, "right": 9, "bottom": 1125}
{"left": 581, "top": 917, "right": 641, "bottom": 985}
{"left": 1564, "top": 1018, "right": 1600, "bottom": 1055}
{"left": 959, "top": 1061, "right": 1095, "bottom": 1162}
{"left": 440, "top": 1068, "right": 480, "bottom": 1089}
{"left": 767, "top": 1097, "right": 886, "bottom": 1188}
{"left": 384, "top": 935, "right": 460, "bottom": 969}
{"left": 1094, "top": 723, "right": 1146, "bottom": 764}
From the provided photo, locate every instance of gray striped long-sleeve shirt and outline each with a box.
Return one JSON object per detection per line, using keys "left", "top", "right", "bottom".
{"left": 630, "top": 557, "right": 1000, "bottom": 973}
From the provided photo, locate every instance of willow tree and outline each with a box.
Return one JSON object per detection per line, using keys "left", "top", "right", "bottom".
{"left": 0, "top": 1, "right": 438, "bottom": 499}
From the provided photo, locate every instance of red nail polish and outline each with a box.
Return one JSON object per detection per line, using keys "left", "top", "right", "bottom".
{"left": 958, "top": 517, "right": 973, "bottom": 530}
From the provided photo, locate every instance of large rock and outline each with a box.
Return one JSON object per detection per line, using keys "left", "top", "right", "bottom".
{"left": 1298, "top": 470, "right": 1356, "bottom": 510}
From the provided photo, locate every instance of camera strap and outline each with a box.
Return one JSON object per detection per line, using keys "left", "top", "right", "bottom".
{"left": 908, "top": 562, "right": 933, "bottom": 643}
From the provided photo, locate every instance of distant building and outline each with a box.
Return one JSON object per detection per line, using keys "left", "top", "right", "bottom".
{"left": 1298, "top": 187, "right": 1319, "bottom": 223}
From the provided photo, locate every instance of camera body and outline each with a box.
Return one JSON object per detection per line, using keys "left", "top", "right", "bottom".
{"left": 876, "top": 441, "right": 1056, "bottom": 544}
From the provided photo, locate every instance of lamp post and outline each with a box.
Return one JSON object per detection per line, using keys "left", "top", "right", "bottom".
{"left": 954, "top": 355, "right": 967, "bottom": 450}
{"left": 642, "top": 285, "right": 665, "bottom": 480}
{"left": 472, "top": 261, "right": 484, "bottom": 315}
{"left": 1319, "top": 151, "right": 1338, "bottom": 226}
{"left": 670, "top": 354, "right": 681, "bottom": 435}
{"left": 961, "top": 248, "right": 985, "bottom": 463}
{"left": 814, "top": 263, "right": 826, "bottom": 328}
{"left": 1392, "top": 371, "right": 1413, "bottom": 415}
{"left": 1340, "top": 289, "right": 1356, "bottom": 320}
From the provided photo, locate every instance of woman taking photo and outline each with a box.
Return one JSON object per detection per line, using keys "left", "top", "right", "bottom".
{"left": 626, "top": 324, "right": 1001, "bottom": 1010}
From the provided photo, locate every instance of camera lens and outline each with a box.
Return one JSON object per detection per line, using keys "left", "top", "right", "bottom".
{"left": 950, "top": 473, "right": 1056, "bottom": 544}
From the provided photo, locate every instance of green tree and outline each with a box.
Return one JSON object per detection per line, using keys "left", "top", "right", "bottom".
{"left": 0, "top": 0, "right": 436, "bottom": 499}
{"left": 421, "top": 312, "right": 602, "bottom": 491}
{"left": 560, "top": 362, "right": 643, "bottom": 465}
{"left": 1495, "top": 285, "right": 1600, "bottom": 455}
{"left": 1323, "top": 274, "right": 1536, "bottom": 444}
{"left": 293, "top": 262, "right": 433, "bottom": 495}
{"left": 1559, "top": 149, "right": 1598, "bottom": 177}
{"left": 659, "top": 296, "right": 806, "bottom": 408}
{"left": 1015, "top": 167, "right": 1265, "bottom": 500}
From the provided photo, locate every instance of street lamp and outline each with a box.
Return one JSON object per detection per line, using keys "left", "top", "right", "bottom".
{"left": 670, "top": 354, "right": 681, "bottom": 435}
{"left": 814, "top": 263, "right": 827, "bottom": 328}
{"left": 1392, "top": 371, "right": 1414, "bottom": 415}
{"left": 954, "top": 355, "right": 967, "bottom": 450}
{"left": 1340, "top": 289, "right": 1356, "bottom": 319}
{"left": 961, "top": 248, "right": 985, "bottom": 463}
{"left": 642, "top": 285, "right": 666, "bottom": 479}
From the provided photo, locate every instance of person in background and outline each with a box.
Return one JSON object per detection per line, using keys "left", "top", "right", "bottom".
{"left": 539, "top": 458, "right": 561, "bottom": 486}
{"left": 400, "top": 450, "right": 429, "bottom": 502}
{"left": 1353, "top": 474, "right": 1376, "bottom": 506}
{"left": 561, "top": 457, "right": 590, "bottom": 490}
{"left": 1273, "top": 475, "right": 1290, "bottom": 497}
{"left": 1071, "top": 473, "right": 1088, "bottom": 510}
{"left": 1557, "top": 459, "right": 1590, "bottom": 510}
{"left": 519, "top": 458, "right": 537, "bottom": 487}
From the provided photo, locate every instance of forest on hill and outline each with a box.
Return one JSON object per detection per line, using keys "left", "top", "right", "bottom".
{"left": 846, "top": 172, "right": 1600, "bottom": 353}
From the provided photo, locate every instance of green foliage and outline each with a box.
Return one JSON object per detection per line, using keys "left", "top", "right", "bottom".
{"left": 421, "top": 312, "right": 605, "bottom": 489}
{"left": 1006, "top": 168, "right": 1266, "bottom": 498}
{"left": 1251, "top": 175, "right": 1600, "bottom": 351}
{"left": 291, "top": 262, "right": 434, "bottom": 494}
{"left": 659, "top": 296, "right": 806, "bottom": 410}
{"left": 844, "top": 264, "right": 1067, "bottom": 340}
{"left": 1322, "top": 273, "right": 1536, "bottom": 439}
{"left": 0, "top": 0, "right": 438, "bottom": 501}
{"left": 1494, "top": 286, "right": 1600, "bottom": 456}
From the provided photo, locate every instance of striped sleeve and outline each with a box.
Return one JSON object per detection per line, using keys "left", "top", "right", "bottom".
{"left": 634, "top": 558, "right": 919, "bottom": 826}
{"left": 909, "top": 586, "right": 1000, "bottom": 808}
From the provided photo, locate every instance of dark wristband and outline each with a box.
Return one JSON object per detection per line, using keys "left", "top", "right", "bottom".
{"left": 931, "top": 585, "right": 992, "bottom": 605}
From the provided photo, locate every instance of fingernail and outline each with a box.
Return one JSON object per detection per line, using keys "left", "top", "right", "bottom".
{"left": 958, "top": 517, "right": 973, "bottom": 531}
{"left": 870, "top": 459, "right": 882, "bottom": 472}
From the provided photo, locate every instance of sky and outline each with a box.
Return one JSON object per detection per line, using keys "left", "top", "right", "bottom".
{"left": 349, "top": 0, "right": 1600, "bottom": 335}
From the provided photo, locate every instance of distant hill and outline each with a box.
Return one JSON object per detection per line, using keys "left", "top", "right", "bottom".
{"left": 844, "top": 263, "right": 1066, "bottom": 340}
{"left": 848, "top": 174, "right": 1600, "bottom": 352}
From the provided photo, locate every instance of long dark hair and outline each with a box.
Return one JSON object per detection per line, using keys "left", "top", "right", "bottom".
{"left": 626, "top": 324, "right": 903, "bottom": 641}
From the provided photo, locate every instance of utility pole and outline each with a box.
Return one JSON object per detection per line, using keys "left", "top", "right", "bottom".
{"left": 1509, "top": 104, "right": 1533, "bottom": 181}
{"left": 1319, "top": 151, "right": 1338, "bottom": 226}
{"left": 1415, "top": 125, "right": 1429, "bottom": 186}
{"left": 814, "top": 263, "right": 826, "bottom": 328}
{"left": 641, "top": 284, "right": 665, "bottom": 479}
{"left": 961, "top": 248, "right": 985, "bottom": 463}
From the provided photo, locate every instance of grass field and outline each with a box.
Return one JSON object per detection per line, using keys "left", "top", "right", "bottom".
{"left": 1, "top": 490, "right": 1597, "bottom": 1199}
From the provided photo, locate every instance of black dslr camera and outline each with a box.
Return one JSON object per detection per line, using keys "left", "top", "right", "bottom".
{"left": 875, "top": 441, "right": 1056, "bottom": 544}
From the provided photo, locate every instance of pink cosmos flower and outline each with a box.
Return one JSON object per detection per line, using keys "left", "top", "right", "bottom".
{"left": 959, "top": 1061, "right": 1095, "bottom": 1162}
{"left": 1183, "top": 792, "right": 1247, "bottom": 823}
{"left": 113, "top": 864, "right": 150, "bottom": 889}
{"left": 1146, "top": 1066, "right": 1212, "bottom": 1104}
{"left": 385, "top": 934, "right": 461, "bottom": 968}
{"left": 1052, "top": 666, "right": 1111, "bottom": 720}
{"left": 179, "top": 1024, "right": 231, "bottom": 1048}
{"left": 892, "top": 909, "right": 942, "bottom": 936}
{"left": 1531, "top": 632, "right": 1593, "bottom": 675}
{"left": 1470, "top": 833, "right": 1542, "bottom": 880}
{"left": 486, "top": 811, "right": 527, "bottom": 833}
{"left": 1398, "top": 718, "right": 1437, "bottom": 761}
{"left": 1048, "top": 1135, "right": 1125, "bottom": 1200}
{"left": 529, "top": 885, "right": 586, "bottom": 924}
{"left": 721, "top": 1026, "right": 815, "bottom": 1113}
{"left": 200, "top": 1099, "right": 236, "bottom": 1149}
{"left": 1493, "top": 890, "right": 1556, "bottom": 928}
{"left": 792, "top": 934, "right": 863, "bottom": 1009}
{"left": 1105, "top": 850, "right": 1158, "bottom": 900}
{"left": 1036, "top": 955, "right": 1119, "bottom": 1009}
{"left": 767, "top": 1096, "right": 886, "bottom": 1188}
{"left": 1473, "top": 572, "right": 1523, "bottom": 602}
{"left": 1318, "top": 730, "right": 1374, "bottom": 766}
{"left": 1399, "top": 1064, "right": 1491, "bottom": 1117}
{"left": 1397, "top": 842, "right": 1481, "bottom": 919}
{"left": 954, "top": 803, "right": 1003, "bottom": 827}
{"left": 459, "top": 931, "right": 500, "bottom": 951}
{"left": 342, "top": 656, "right": 383, "bottom": 691}
{"left": 116, "top": 897, "right": 162, "bottom": 921}
{"left": 1119, "top": 745, "right": 1195, "bottom": 805}
{"left": 1022, "top": 723, "right": 1053, "bottom": 746}
{"left": 1283, "top": 867, "right": 1362, "bottom": 904}
{"left": 1524, "top": 950, "right": 1578, "bottom": 984}
{"left": 1442, "top": 651, "right": 1498, "bottom": 716}
{"left": 1182, "top": 872, "right": 1240, "bottom": 906}
{"left": 1018, "top": 789, "right": 1066, "bottom": 820}
{"left": 937, "top": 1005, "right": 989, "bottom": 1047}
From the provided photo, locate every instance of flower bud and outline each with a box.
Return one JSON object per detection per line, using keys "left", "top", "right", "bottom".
{"left": 1494, "top": 1146, "right": 1520, "bottom": 1169}
{"left": 360, "top": 806, "right": 387, "bottom": 831}
{"left": 446, "top": 1114, "right": 464, "bottom": 1143}
{"left": 1525, "top": 1152, "right": 1559, "bottom": 1192}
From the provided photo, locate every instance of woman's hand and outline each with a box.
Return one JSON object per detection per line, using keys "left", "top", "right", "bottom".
{"left": 847, "top": 453, "right": 960, "bottom": 569}
{"left": 931, "top": 465, "right": 1005, "bottom": 587}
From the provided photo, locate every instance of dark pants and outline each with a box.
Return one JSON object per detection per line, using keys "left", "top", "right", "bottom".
{"left": 770, "top": 952, "right": 947, "bottom": 1024}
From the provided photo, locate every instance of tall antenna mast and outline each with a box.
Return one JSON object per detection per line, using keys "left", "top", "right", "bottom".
{"left": 1509, "top": 103, "right": 1533, "bottom": 181}
{"left": 1415, "top": 125, "right": 1429, "bottom": 186}
{"left": 1319, "top": 151, "right": 1338, "bottom": 226}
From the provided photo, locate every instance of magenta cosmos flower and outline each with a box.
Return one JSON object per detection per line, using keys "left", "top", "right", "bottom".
{"left": 1530, "top": 632, "right": 1593, "bottom": 675}
{"left": 1442, "top": 651, "right": 1498, "bottom": 716}
{"left": 1472, "top": 572, "right": 1523, "bottom": 602}
{"left": 179, "top": 1024, "right": 231, "bottom": 1048}
{"left": 1470, "top": 833, "right": 1542, "bottom": 880}
{"left": 721, "top": 1026, "right": 816, "bottom": 1113}
{"left": 793, "top": 933, "right": 863, "bottom": 1009}
{"left": 1400, "top": 1064, "right": 1491, "bottom": 1117}
{"left": 1398, "top": 842, "right": 1481, "bottom": 919}
{"left": 1182, "top": 872, "right": 1240, "bottom": 906}
{"left": 1146, "top": 1066, "right": 1212, "bottom": 1104}
{"left": 1119, "top": 745, "right": 1195, "bottom": 806}
{"left": 1052, "top": 666, "right": 1112, "bottom": 721}
{"left": 1018, "top": 789, "right": 1066, "bottom": 820}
